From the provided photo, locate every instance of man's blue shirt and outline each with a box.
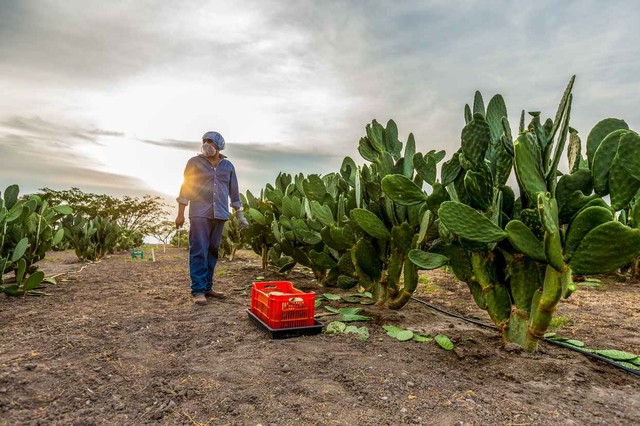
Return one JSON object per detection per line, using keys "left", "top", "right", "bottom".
{"left": 177, "top": 154, "right": 242, "bottom": 220}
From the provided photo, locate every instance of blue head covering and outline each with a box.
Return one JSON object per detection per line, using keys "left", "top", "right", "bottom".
{"left": 202, "top": 131, "right": 225, "bottom": 150}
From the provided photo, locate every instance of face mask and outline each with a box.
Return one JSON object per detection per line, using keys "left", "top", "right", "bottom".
{"left": 202, "top": 143, "right": 217, "bottom": 157}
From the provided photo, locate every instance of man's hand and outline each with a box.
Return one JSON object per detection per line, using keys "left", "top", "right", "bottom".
{"left": 175, "top": 213, "right": 185, "bottom": 229}
{"left": 236, "top": 210, "right": 249, "bottom": 231}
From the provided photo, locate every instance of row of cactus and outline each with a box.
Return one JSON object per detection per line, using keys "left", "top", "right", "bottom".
{"left": 244, "top": 77, "right": 640, "bottom": 350}
{"left": 388, "top": 77, "right": 640, "bottom": 351}
{"left": 242, "top": 170, "right": 356, "bottom": 282}
{"left": 54, "top": 212, "right": 143, "bottom": 261}
{"left": 0, "top": 185, "right": 73, "bottom": 296}
{"left": 242, "top": 120, "right": 450, "bottom": 307}
{"left": 64, "top": 214, "right": 123, "bottom": 261}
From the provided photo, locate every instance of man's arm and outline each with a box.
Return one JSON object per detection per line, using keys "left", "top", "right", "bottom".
{"left": 175, "top": 203, "right": 187, "bottom": 228}
{"left": 229, "top": 165, "right": 242, "bottom": 212}
{"left": 228, "top": 165, "right": 248, "bottom": 230}
{"left": 175, "top": 159, "right": 194, "bottom": 228}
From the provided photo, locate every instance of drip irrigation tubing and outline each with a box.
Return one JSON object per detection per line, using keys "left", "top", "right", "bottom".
{"left": 410, "top": 296, "right": 640, "bottom": 377}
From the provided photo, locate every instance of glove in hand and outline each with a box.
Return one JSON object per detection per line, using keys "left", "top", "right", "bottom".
{"left": 236, "top": 210, "right": 249, "bottom": 231}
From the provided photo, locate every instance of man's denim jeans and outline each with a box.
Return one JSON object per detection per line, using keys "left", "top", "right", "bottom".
{"left": 189, "top": 217, "right": 226, "bottom": 296}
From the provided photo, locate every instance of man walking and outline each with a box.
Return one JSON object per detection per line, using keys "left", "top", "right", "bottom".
{"left": 175, "top": 131, "right": 249, "bottom": 305}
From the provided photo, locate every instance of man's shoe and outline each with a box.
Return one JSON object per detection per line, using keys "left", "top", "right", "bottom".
{"left": 193, "top": 294, "right": 207, "bottom": 305}
{"left": 205, "top": 290, "right": 225, "bottom": 299}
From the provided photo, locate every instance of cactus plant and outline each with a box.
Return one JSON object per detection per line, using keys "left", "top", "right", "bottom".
{"left": 348, "top": 120, "right": 448, "bottom": 308}
{"left": 242, "top": 164, "right": 360, "bottom": 285}
{"left": 219, "top": 214, "right": 245, "bottom": 260}
{"left": 243, "top": 120, "right": 448, "bottom": 308}
{"left": 242, "top": 186, "right": 278, "bottom": 269}
{"left": 66, "top": 215, "right": 122, "bottom": 261}
{"left": 391, "top": 77, "right": 640, "bottom": 351}
{"left": 1, "top": 185, "right": 72, "bottom": 296}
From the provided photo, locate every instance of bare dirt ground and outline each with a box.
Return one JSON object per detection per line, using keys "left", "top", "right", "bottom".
{"left": 1, "top": 247, "right": 639, "bottom": 426}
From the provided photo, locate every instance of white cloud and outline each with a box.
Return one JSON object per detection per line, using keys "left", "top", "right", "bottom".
{"left": 0, "top": 0, "right": 639, "bottom": 203}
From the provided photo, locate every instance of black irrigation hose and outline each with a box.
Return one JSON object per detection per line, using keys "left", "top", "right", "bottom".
{"left": 544, "top": 339, "right": 640, "bottom": 377}
{"left": 409, "top": 296, "right": 640, "bottom": 377}
{"left": 410, "top": 296, "right": 495, "bottom": 330}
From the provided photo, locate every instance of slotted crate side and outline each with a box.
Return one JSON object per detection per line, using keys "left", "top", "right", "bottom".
{"left": 250, "top": 281, "right": 315, "bottom": 329}
{"left": 251, "top": 281, "right": 295, "bottom": 323}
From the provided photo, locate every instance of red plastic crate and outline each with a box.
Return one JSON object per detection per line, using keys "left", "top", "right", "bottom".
{"left": 250, "top": 281, "right": 315, "bottom": 329}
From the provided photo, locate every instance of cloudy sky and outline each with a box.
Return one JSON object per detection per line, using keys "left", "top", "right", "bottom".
{"left": 1, "top": 0, "right": 639, "bottom": 211}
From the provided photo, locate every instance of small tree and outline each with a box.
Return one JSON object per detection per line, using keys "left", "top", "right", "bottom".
{"left": 150, "top": 220, "right": 176, "bottom": 252}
